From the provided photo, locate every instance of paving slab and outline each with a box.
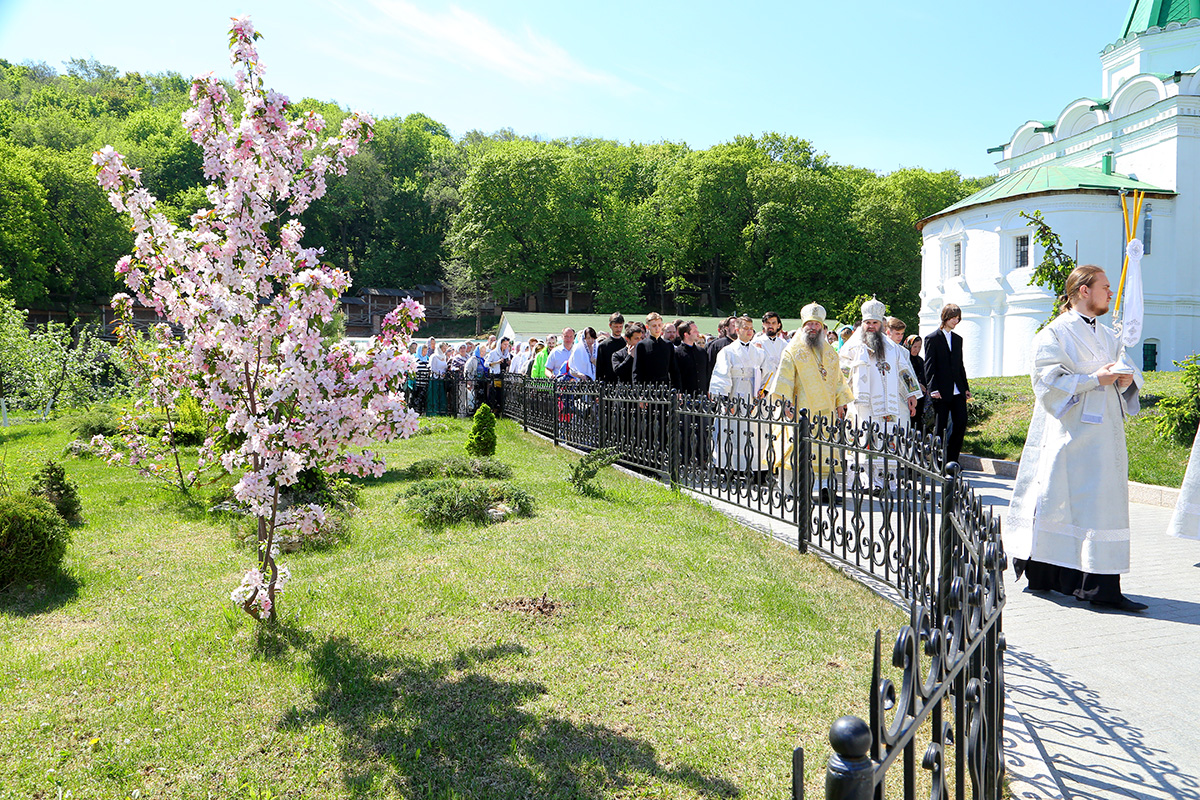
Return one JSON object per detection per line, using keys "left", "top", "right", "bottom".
{"left": 964, "top": 470, "right": 1200, "bottom": 800}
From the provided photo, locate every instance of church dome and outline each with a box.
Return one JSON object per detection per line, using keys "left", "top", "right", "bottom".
{"left": 1121, "top": 0, "right": 1200, "bottom": 37}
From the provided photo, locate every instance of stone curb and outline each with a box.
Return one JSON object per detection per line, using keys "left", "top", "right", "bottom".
{"left": 960, "top": 454, "right": 1180, "bottom": 509}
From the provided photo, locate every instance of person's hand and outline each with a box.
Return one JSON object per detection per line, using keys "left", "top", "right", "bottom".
{"left": 907, "top": 396, "right": 917, "bottom": 415}
{"left": 930, "top": 390, "right": 942, "bottom": 400}
{"left": 1116, "top": 373, "right": 1134, "bottom": 389}
{"left": 1095, "top": 363, "right": 1121, "bottom": 386}
{"left": 836, "top": 404, "right": 847, "bottom": 420}
{"left": 966, "top": 391, "right": 972, "bottom": 400}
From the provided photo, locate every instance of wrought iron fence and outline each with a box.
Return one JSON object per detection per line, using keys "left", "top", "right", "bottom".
{"left": 408, "top": 373, "right": 1006, "bottom": 800}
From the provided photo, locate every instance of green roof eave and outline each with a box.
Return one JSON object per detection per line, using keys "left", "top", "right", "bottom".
{"left": 986, "top": 144, "right": 1007, "bottom": 154}
{"left": 916, "top": 164, "right": 1176, "bottom": 231}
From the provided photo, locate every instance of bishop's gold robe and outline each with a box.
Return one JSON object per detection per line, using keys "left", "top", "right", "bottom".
{"left": 767, "top": 338, "right": 854, "bottom": 479}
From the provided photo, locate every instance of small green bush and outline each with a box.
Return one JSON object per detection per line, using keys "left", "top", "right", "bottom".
{"left": 170, "top": 394, "right": 210, "bottom": 446}
{"left": 465, "top": 404, "right": 497, "bottom": 457}
{"left": 29, "top": 460, "right": 83, "bottom": 525}
{"left": 965, "top": 387, "right": 1006, "bottom": 427}
{"left": 1156, "top": 354, "right": 1200, "bottom": 445}
{"left": 399, "top": 456, "right": 512, "bottom": 481}
{"left": 567, "top": 447, "right": 620, "bottom": 495}
{"left": 0, "top": 494, "right": 71, "bottom": 585}
{"left": 70, "top": 406, "right": 121, "bottom": 439}
{"left": 411, "top": 421, "right": 452, "bottom": 437}
{"left": 402, "top": 479, "right": 533, "bottom": 527}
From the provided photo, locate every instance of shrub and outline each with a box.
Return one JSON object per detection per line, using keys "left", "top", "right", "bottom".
{"left": 567, "top": 447, "right": 620, "bottom": 495}
{"left": 465, "top": 404, "right": 497, "bottom": 457}
{"left": 399, "top": 456, "right": 512, "bottom": 481}
{"left": 402, "top": 479, "right": 533, "bottom": 527}
{"left": 0, "top": 494, "right": 71, "bottom": 585}
{"left": 29, "top": 460, "right": 83, "bottom": 525}
{"left": 1156, "top": 354, "right": 1200, "bottom": 445}
{"left": 170, "top": 394, "right": 210, "bottom": 446}
{"left": 70, "top": 405, "right": 121, "bottom": 439}
{"left": 965, "top": 387, "right": 1006, "bottom": 428}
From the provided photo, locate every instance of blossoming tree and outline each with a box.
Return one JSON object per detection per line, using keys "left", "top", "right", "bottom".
{"left": 94, "top": 17, "right": 424, "bottom": 622}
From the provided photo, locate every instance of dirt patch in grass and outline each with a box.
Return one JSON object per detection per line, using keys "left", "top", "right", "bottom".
{"left": 493, "top": 592, "right": 570, "bottom": 617}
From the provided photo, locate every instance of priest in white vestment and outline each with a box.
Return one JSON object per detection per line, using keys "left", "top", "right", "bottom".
{"left": 709, "top": 315, "right": 767, "bottom": 473}
{"left": 752, "top": 311, "right": 788, "bottom": 384}
{"left": 1006, "top": 265, "right": 1146, "bottom": 612}
{"left": 840, "top": 298, "right": 921, "bottom": 493}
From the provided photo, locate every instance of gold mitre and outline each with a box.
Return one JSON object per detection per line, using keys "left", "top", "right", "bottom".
{"left": 801, "top": 302, "right": 827, "bottom": 326}
{"left": 860, "top": 297, "right": 886, "bottom": 322}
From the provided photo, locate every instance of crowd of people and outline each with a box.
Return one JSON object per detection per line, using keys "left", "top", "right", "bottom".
{"left": 407, "top": 303, "right": 973, "bottom": 486}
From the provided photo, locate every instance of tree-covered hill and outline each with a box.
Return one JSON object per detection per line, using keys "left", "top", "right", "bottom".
{"left": 0, "top": 56, "right": 992, "bottom": 324}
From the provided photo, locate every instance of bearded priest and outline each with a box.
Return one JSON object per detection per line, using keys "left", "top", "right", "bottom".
{"left": 767, "top": 302, "right": 853, "bottom": 503}
{"left": 839, "top": 297, "right": 922, "bottom": 494}
{"left": 1007, "top": 265, "right": 1146, "bottom": 613}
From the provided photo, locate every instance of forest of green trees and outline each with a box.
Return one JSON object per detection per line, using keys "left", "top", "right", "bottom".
{"left": 0, "top": 56, "right": 993, "bottom": 327}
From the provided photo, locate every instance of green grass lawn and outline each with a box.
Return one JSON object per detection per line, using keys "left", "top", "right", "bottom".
{"left": 963, "top": 371, "right": 1193, "bottom": 487}
{"left": 0, "top": 416, "right": 904, "bottom": 799}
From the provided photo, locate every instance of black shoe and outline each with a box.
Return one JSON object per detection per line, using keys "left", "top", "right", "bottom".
{"left": 819, "top": 488, "right": 842, "bottom": 505}
{"left": 1089, "top": 596, "right": 1148, "bottom": 612}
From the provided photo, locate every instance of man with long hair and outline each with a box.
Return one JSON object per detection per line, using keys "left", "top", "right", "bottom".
{"left": 1007, "top": 265, "right": 1145, "bottom": 612}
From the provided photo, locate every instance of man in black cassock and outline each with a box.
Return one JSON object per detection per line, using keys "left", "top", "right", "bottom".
{"left": 596, "top": 312, "right": 626, "bottom": 384}
{"left": 633, "top": 313, "right": 680, "bottom": 387}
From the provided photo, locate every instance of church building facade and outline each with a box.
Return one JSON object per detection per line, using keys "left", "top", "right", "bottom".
{"left": 917, "top": 2, "right": 1200, "bottom": 376}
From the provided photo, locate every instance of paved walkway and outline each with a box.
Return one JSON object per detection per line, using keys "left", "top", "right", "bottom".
{"left": 966, "top": 471, "right": 1200, "bottom": 800}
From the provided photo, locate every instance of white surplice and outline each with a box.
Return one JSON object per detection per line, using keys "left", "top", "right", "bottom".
{"left": 752, "top": 332, "right": 788, "bottom": 383}
{"left": 1005, "top": 311, "right": 1142, "bottom": 574}
{"left": 839, "top": 330, "right": 922, "bottom": 489}
{"left": 709, "top": 340, "right": 767, "bottom": 470}
{"left": 1168, "top": 425, "right": 1200, "bottom": 540}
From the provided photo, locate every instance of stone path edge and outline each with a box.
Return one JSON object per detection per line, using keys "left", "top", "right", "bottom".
{"left": 960, "top": 453, "right": 1180, "bottom": 508}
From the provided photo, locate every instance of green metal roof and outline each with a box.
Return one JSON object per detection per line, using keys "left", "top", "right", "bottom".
{"left": 1122, "top": 0, "right": 1200, "bottom": 38}
{"left": 918, "top": 164, "right": 1174, "bottom": 230}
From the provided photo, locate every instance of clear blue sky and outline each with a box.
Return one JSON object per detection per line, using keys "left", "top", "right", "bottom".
{"left": 0, "top": 1, "right": 1133, "bottom": 177}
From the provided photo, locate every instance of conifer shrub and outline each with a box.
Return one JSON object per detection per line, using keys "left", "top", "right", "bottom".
{"left": 0, "top": 494, "right": 71, "bottom": 585}
{"left": 400, "top": 456, "right": 512, "bottom": 480}
{"left": 465, "top": 404, "right": 497, "bottom": 457}
{"left": 401, "top": 479, "right": 533, "bottom": 527}
{"left": 29, "top": 460, "right": 83, "bottom": 525}
{"left": 567, "top": 447, "right": 620, "bottom": 495}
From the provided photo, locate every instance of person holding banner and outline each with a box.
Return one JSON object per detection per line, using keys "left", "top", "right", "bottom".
{"left": 1007, "top": 265, "right": 1146, "bottom": 612}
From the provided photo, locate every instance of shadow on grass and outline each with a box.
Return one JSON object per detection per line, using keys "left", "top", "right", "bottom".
{"left": 0, "top": 569, "right": 81, "bottom": 616}
{"left": 280, "top": 637, "right": 741, "bottom": 799}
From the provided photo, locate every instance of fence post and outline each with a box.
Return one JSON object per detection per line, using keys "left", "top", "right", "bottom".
{"left": 824, "top": 716, "right": 874, "bottom": 800}
{"left": 797, "top": 408, "right": 812, "bottom": 554}
{"left": 669, "top": 390, "right": 680, "bottom": 486}
{"left": 598, "top": 380, "right": 606, "bottom": 446}
{"left": 521, "top": 377, "right": 529, "bottom": 432}
{"left": 792, "top": 746, "right": 805, "bottom": 800}
{"left": 553, "top": 381, "right": 560, "bottom": 447}
{"left": 937, "top": 462, "right": 960, "bottom": 624}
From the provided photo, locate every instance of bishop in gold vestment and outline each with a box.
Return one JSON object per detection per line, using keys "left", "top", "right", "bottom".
{"left": 767, "top": 303, "right": 853, "bottom": 496}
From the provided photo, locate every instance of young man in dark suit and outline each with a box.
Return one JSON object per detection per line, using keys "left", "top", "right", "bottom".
{"left": 923, "top": 304, "right": 971, "bottom": 463}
